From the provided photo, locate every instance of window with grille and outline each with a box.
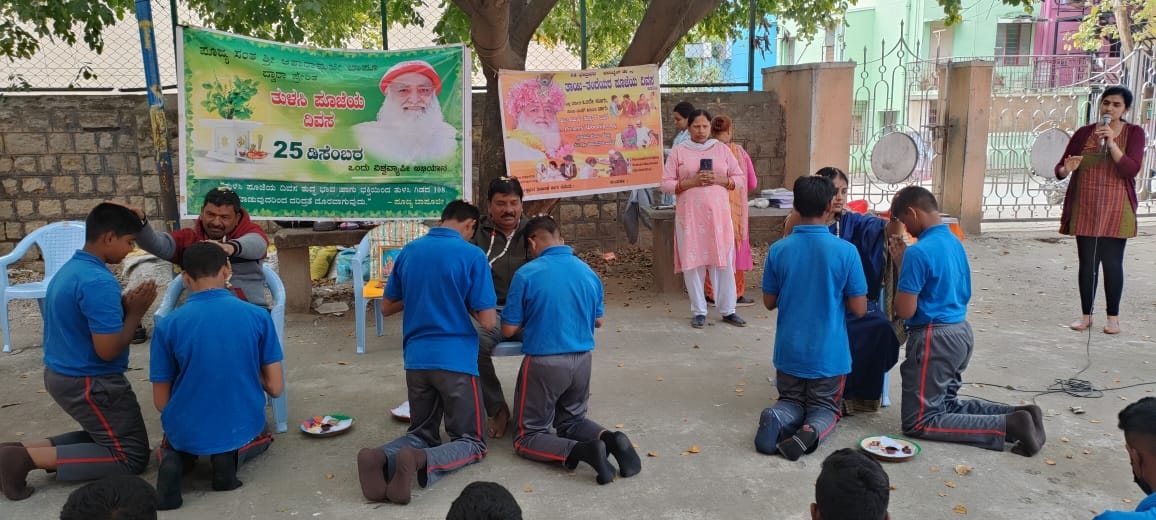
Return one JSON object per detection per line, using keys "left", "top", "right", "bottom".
{"left": 995, "top": 23, "right": 1032, "bottom": 66}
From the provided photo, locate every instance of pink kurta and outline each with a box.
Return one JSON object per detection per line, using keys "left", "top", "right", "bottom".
{"left": 660, "top": 141, "right": 743, "bottom": 273}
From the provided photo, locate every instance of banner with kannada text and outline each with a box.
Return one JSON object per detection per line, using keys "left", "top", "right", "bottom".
{"left": 497, "top": 66, "right": 663, "bottom": 201}
{"left": 177, "top": 26, "right": 471, "bottom": 219}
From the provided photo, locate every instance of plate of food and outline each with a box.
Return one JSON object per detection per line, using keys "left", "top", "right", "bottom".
{"left": 859, "top": 435, "right": 921, "bottom": 462}
{"left": 301, "top": 414, "right": 355, "bottom": 437}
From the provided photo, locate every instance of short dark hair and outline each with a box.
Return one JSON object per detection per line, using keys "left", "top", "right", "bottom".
{"left": 180, "top": 242, "right": 229, "bottom": 280}
{"left": 672, "top": 101, "right": 696, "bottom": 119}
{"left": 815, "top": 448, "right": 890, "bottom": 520}
{"left": 441, "top": 200, "right": 481, "bottom": 223}
{"left": 1102, "top": 85, "right": 1134, "bottom": 109}
{"left": 1119, "top": 397, "right": 1156, "bottom": 454}
{"left": 523, "top": 215, "right": 559, "bottom": 249}
{"left": 891, "top": 186, "right": 938, "bottom": 218}
{"left": 60, "top": 475, "right": 158, "bottom": 520}
{"left": 793, "top": 176, "right": 837, "bottom": 218}
{"left": 686, "top": 109, "right": 713, "bottom": 127}
{"left": 815, "top": 166, "right": 850, "bottom": 185}
{"left": 202, "top": 187, "right": 242, "bottom": 213}
{"left": 85, "top": 203, "right": 145, "bottom": 243}
{"left": 487, "top": 176, "right": 524, "bottom": 201}
{"left": 445, "top": 481, "right": 523, "bottom": 520}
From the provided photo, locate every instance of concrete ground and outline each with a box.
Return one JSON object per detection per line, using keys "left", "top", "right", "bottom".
{"left": 3, "top": 227, "right": 1156, "bottom": 519}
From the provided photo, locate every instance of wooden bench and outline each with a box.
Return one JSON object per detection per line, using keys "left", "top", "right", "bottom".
{"left": 273, "top": 228, "right": 369, "bottom": 313}
{"left": 640, "top": 205, "right": 792, "bottom": 294}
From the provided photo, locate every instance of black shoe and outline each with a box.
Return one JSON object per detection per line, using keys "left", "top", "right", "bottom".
{"left": 312, "top": 221, "right": 338, "bottom": 232}
{"left": 722, "top": 314, "right": 747, "bottom": 327}
{"left": 691, "top": 315, "right": 707, "bottom": 329}
{"left": 131, "top": 326, "right": 148, "bottom": 345}
{"left": 736, "top": 296, "right": 756, "bottom": 307}
{"left": 156, "top": 450, "right": 184, "bottom": 510}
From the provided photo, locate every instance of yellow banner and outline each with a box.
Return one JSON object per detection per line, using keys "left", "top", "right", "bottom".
{"left": 498, "top": 66, "right": 663, "bottom": 201}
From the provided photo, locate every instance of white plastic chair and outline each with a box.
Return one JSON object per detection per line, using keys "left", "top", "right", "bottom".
{"left": 154, "top": 264, "right": 289, "bottom": 433}
{"left": 1, "top": 221, "right": 86, "bottom": 353}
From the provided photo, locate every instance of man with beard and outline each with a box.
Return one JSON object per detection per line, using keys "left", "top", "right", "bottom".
{"left": 503, "top": 76, "right": 571, "bottom": 163}
{"left": 124, "top": 187, "right": 269, "bottom": 310}
{"left": 1095, "top": 397, "right": 1156, "bottom": 519}
{"left": 354, "top": 60, "right": 459, "bottom": 164}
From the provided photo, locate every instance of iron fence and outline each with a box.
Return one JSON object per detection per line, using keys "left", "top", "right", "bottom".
{"left": 2, "top": 1, "right": 772, "bottom": 93}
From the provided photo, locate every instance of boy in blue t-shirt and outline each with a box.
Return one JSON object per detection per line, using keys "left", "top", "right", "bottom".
{"left": 356, "top": 200, "right": 497, "bottom": 506}
{"left": 888, "top": 186, "right": 1044, "bottom": 455}
{"left": 501, "top": 216, "right": 641, "bottom": 485}
{"left": 0, "top": 203, "right": 156, "bottom": 501}
{"left": 149, "top": 243, "right": 284, "bottom": 510}
{"left": 757, "top": 176, "right": 868, "bottom": 461}
{"left": 1095, "top": 397, "right": 1156, "bottom": 519}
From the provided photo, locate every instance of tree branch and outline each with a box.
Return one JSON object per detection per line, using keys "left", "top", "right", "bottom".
{"left": 509, "top": 0, "right": 562, "bottom": 51}
{"left": 619, "top": 0, "right": 724, "bottom": 66}
{"left": 452, "top": 0, "right": 523, "bottom": 75}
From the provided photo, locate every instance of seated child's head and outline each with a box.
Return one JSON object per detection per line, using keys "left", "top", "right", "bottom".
{"left": 812, "top": 448, "right": 890, "bottom": 520}
{"left": 445, "top": 481, "right": 522, "bottom": 520}
{"left": 84, "top": 203, "right": 146, "bottom": 264}
{"left": 180, "top": 242, "right": 230, "bottom": 282}
{"left": 60, "top": 474, "right": 158, "bottom": 520}
{"left": 792, "top": 176, "right": 837, "bottom": 219}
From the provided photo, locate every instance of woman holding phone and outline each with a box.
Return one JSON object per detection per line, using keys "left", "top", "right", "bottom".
{"left": 661, "top": 109, "right": 747, "bottom": 329}
{"left": 1054, "top": 85, "right": 1147, "bottom": 335}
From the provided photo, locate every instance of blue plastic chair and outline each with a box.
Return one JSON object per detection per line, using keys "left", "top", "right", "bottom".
{"left": 1, "top": 221, "right": 86, "bottom": 353}
{"left": 351, "top": 234, "right": 381, "bottom": 356}
{"left": 351, "top": 222, "right": 429, "bottom": 355}
{"left": 153, "top": 264, "right": 289, "bottom": 433}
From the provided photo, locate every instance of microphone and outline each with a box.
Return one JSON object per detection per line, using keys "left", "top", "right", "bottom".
{"left": 1100, "top": 114, "right": 1112, "bottom": 154}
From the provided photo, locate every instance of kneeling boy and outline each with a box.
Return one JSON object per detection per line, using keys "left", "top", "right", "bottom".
{"left": 150, "top": 243, "right": 284, "bottom": 509}
{"left": 502, "top": 216, "right": 641, "bottom": 484}
{"left": 757, "top": 176, "right": 868, "bottom": 460}
{"left": 0, "top": 203, "right": 155, "bottom": 501}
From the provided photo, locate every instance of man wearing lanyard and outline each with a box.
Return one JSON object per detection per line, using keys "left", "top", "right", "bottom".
{"left": 393, "top": 177, "right": 529, "bottom": 439}
{"left": 471, "top": 176, "right": 531, "bottom": 439}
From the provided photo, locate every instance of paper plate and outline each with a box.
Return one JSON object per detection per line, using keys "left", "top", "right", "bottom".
{"left": 390, "top": 401, "right": 411, "bottom": 423}
{"left": 301, "top": 414, "right": 355, "bottom": 437}
{"left": 859, "top": 435, "right": 921, "bottom": 462}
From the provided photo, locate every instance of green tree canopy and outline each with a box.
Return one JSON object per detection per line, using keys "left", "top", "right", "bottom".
{"left": 1069, "top": 0, "right": 1154, "bottom": 55}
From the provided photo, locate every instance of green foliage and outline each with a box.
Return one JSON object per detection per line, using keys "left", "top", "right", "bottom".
{"left": 200, "top": 76, "right": 259, "bottom": 120}
{"left": 662, "top": 42, "right": 728, "bottom": 92}
{"left": 1069, "top": 0, "right": 1155, "bottom": 52}
{"left": 0, "top": 0, "right": 132, "bottom": 62}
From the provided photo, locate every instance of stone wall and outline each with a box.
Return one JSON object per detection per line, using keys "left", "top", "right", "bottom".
{"left": 2, "top": 91, "right": 785, "bottom": 264}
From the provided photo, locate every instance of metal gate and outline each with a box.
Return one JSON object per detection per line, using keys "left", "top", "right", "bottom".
{"left": 982, "top": 48, "right": 1156, "bottom": 221}
{"left": 848, "top": 25, "right": 943, "bottom": 211}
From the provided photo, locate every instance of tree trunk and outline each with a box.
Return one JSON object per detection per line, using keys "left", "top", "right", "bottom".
{"left": 455, "top": 0, "right": 558, "bottom": 209}
{"left": 1113, "top": 0, "right": 1134, "bottom": 55}
{"left": 619, "top": 0, "right": 725, "bottom": 66}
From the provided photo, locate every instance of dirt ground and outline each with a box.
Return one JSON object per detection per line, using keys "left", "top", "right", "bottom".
{"left": 3, "top": 225, "right": 1156, "bottom": 519}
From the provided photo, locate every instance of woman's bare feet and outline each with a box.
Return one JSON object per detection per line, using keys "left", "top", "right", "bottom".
{"left": 1104, "top": 316, "right": 1121, "bottom": 335}
{"left": 1069, "top": 315, "right": 1092, "bottom": 331}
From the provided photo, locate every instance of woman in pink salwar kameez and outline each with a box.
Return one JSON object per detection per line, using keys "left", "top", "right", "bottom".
{"left": 660, "top": 109, "right": 748, "bottom": 329}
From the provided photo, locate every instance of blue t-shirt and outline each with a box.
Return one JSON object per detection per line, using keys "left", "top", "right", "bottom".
{"left": 502, "top": 245, "right": 603, "bottom": 356}
{"left": 385, "top": 227, "right": 497, "bottom": 376}
{"left": 150, "top": 289, "right": 284, "bottom": 455}
{"left": 897, "top": 224, "right": 971, "bottom": 326}
{"left": 43, "top": 250, "right": 126, "bottom": 377}
{"left": 1094, "top": 493, "right": 1156, "bottom": 519}
{"left": 763, "top": 225, "right": 867, "bottom": 379}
